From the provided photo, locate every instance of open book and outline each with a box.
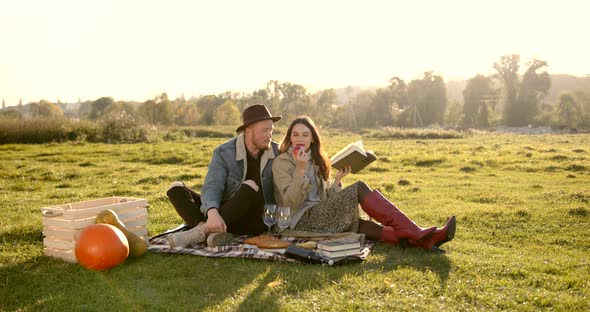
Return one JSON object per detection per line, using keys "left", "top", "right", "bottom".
{"left": 330, "top": 140, "right": 377, "bottom": 174}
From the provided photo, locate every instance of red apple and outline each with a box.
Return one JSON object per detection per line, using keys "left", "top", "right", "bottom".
{"left": 292, "top": 144, "right": 304, "bottom": 157}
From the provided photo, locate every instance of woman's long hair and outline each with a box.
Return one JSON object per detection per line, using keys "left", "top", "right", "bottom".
{"left": 279, "top": 116, "right": 331, "bottom": 181}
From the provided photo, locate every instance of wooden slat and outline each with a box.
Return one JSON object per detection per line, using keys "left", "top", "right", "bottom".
{"left": 118, "top": 207, "right": 148, "bottom": 222}
{"left": 41, "top": 197, "right": 148, "bottom": 216}
{"left": 42, "top": 216, "right": 95, "bottom": 229}
{"left": 123, "top": 218, "right": 148, "bottom": 228}
{"left": 69, "top": 197, "right": 122, "bottom": 209}
{"left": 43, "top": 224, "right": 146, "bottom": 240}
{"left": 52, "top": 200, "right": 148, "bottom": 219}
{"left": 41, "top": 197, "right": 119, "bottom": 214}
{"left": 44, "top": 248, "right": 77, "bottom": 263}
{"left": 42, "top": 215, "right": 147, "bottom": 229}
{"left": 43, "top": 227, "right": 78, "bottom": 241}
{"left": 44, "top": 238, "right": 75, "bottom": 250}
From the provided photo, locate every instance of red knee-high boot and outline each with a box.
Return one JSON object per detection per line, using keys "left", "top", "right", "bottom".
{"left": 380, "top": 226, "right": 401, "bottom": 245}
{"left": 360, "top": 190, "right": 435, "bottom": 241}
{"left": 409, "top": 216, "right": 456, "bottom": 251}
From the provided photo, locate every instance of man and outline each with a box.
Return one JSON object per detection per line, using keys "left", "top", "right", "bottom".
{"left": 167, "top": 104, "right": 281, "bottom": 247}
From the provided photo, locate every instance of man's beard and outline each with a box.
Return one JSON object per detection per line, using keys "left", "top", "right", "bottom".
{"left": 256, "top": 140, "right": 271, "bottom": 151}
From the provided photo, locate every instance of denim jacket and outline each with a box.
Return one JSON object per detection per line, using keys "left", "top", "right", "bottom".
{"left": 200, "top": 134, "right": 279, "bottom": 215}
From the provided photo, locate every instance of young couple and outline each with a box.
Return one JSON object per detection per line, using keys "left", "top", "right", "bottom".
{"left": 167, "top": 104, "right": 456, "bottom": 251}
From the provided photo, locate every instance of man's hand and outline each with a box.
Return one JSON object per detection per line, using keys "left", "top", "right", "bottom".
{"left": 205, "top": 208, "right": 227, "bottom": 233}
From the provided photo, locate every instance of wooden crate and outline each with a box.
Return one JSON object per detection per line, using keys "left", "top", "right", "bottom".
{"left": 41, "top": 197, "right": 149, "bottom": 263}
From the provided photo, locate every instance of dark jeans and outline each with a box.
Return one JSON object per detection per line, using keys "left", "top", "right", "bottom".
{"left": 166, "top": 183, "right": 267, "bottom": 236}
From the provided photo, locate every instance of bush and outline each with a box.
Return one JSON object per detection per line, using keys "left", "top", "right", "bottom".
{"left": 101, "top": 111, "right": 158, "bottom": 143}
{"left": 0, "top": 114, "right": 155, "bottom": 144}
{"left": 162, "top": 126, "right": 235, "bottom": 141}
{"left": 367, "top": 127, "right": 464, "bottom": 139}
{"left": 0, "top": 118, "right": 100, "bottom": 144}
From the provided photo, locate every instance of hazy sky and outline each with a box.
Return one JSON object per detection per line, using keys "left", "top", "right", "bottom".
{"left": 1, "top": 0, "right": 588, "bottom": 106}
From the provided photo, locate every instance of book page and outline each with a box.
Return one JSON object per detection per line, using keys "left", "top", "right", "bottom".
{"left": 330, "top": 140, "right": 366, "bottom": 164}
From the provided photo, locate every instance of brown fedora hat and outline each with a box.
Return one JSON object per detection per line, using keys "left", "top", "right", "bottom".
{"left": 236, "top": 104, "right": 281, "bottom": 132}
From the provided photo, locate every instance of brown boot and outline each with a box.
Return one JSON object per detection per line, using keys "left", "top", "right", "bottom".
{"left": 409, "top": 216, "right": 456, "bottom": 251}
{"left": 360, "top": 190, "right": 435, "bottom": 241}
{"left": 168, "top": 223, "right": 206, "bottom": 248}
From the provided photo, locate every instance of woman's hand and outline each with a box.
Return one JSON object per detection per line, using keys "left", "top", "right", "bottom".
{"left": 294, "top": 148, "right": 309, "bottom": 177}
{"left": 334, "top": 165, "right": 351, "bottom": 186}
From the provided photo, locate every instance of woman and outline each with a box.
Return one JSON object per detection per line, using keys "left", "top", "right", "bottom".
{"left": 272, "top": 116, "right": 456, "bottom": 251}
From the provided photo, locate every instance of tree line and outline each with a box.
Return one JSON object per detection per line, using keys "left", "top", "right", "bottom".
{"left": 2, "top": 54, "right": 590, "bottom": 130}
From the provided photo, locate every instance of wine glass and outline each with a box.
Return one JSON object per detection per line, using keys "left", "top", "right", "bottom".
{"left": 263, "top": 204, "right": 277, "bottom": 236}
{"left": 276, "top": 206, "right": 291, "bottom": 235}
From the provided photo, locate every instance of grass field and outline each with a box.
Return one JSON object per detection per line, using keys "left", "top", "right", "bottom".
{"left": 1, "top": 133, "right": 589, "bottom": 311}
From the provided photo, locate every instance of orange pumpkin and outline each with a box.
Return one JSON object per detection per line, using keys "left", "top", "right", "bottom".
{"left": 75, "top": 224, "right": 129, "bottom": 270}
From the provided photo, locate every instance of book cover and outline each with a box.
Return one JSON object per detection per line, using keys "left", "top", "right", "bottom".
{"left": 317, "top": 239, "right": 361, "bottom": 252}
{"left": 318, "top": 247, "right": 361, "bottom": 258}
{"left": 330, "top": 140, "right": 377, "bottom": 174}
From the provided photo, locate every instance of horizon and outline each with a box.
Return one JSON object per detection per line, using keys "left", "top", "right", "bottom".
{"left": 1, "top": 0, "right": 589, "bottom": 106}
{"left": 2, "top": 72, "right": 589, "bottom": 107}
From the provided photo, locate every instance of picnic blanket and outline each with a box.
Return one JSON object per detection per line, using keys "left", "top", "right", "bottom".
{"left": 148, "top": 225, "right": 375, "bottom": 264}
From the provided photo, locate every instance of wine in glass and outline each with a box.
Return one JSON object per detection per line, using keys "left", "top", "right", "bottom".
{"left": 276, "top": 206, "right": 291, "bottom": 234}
{"left": 263, "top": 204, "right": 277, "bottom": 236}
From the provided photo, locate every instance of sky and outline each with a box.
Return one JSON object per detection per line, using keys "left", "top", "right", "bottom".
{"left": 1, "top": 0, "right": 589, "bottom": 106}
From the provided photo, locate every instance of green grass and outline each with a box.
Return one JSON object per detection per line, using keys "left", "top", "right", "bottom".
{"left": 1, "top": 133, "right": 589, "bottom": 311}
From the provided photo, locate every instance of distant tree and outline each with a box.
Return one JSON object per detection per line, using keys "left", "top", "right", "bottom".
{"left": 18, "top": 99, "right": 23, "bottom": 107}
{"left": 31, "top": 100, "right": 64, "bottom": 118}
{"left": 77, "top": 101, "right": 92, "bottom": 119}
{"left": 156, "top": 93, "right": 173, "bottom": 125}
{"left": 445, "top": 100, "right": 463, "bottom": 127}
{"left": 327, "top": 105, "right": 349, "bottom": 128}
{"left": 349, "top": 90, "right": 375, "bottom": 128}
{"left": 197, "top": 95, "right": 223, "bottom": 125}
{"left": 104, "top": 101, "right": 136, "bottom": 116}
{"left": 139, "top": 100, "right": 158, "bottom": 124}
{"left": 278, "top": 82, "right": 311, "bottom": 121}
{"left": 573, "top": 90, "right": 590, "bottom": 129}
{"left": 557, "top": 93, "right": 582, "bottom": 128}
{"left": 266, "top": 80, "right": 282, "bottom": 115}
{"left": 89, "top": 97, "right": 115, "bottom": 119}
{"left": 372, "top": 88, "right": 394, "bottom": 127}
{"left": 214, "top": 100, "right": 241, "bottom": 126}
{"left": 534, "top": 102, "right": 557, "bottom": 127}
{"left": 175, "top": 102, "right": 199, "bottom": 125}
{"left": 250, "top": 89, "right": 270, "bottom": 107}
{"left": 315, "top": 88, "right": 336, "bottom": 125}
{"left": 389, "top": 77, "right": 408, "bottom": 110}
{"left": 0, "top": 108, "right": 22, "bottom": 119}
{"left": 2, "top": 99, "right": 5, "bottom": 109}
{"left": 493, "top": 54, "right": 520, "bottom": 126}
{"left": 463, "top": 75, "right": 496, "bottom": 128}
{"left": 138, "top": 93, "right": 174, "bottom": 125}
{"left": 517, "top": 59, "right": 551, "bottom": 125}
{"left": 406, "top": 72, "right": 447, "bottom": 127}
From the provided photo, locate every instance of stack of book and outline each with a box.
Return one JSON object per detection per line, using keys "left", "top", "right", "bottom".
{"left": 317, "top": 239, "right": 361, "bottom": 258}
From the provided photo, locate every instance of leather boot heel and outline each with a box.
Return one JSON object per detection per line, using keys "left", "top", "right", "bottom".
{"left": 408, "top": 216, "right": 457, "bottom": 251}
{"left": 435, "top": 216, "right": 456, "bottom": 247}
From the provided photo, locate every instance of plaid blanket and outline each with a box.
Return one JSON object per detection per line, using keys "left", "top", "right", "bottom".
{"left": 148, "top": 226, "right": 375, "bottom": 264}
